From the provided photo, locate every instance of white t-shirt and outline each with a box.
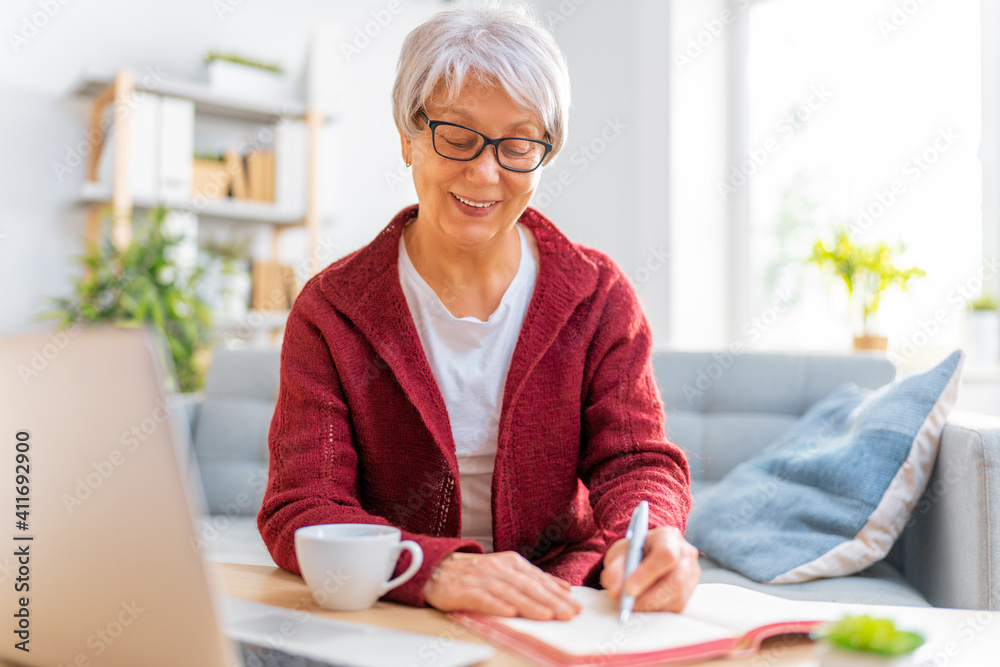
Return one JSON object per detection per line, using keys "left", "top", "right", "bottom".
{"left": 398, "top": 225, "right": 537, "bottom": 553}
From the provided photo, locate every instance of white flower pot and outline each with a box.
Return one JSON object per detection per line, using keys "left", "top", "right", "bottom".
{"left": 206, "top": 60, "right": 295, "bottom": 100}
{"left": 198, "top": 257, "right": 251, "bottom": 321}
{"left": 965, "top": 310, "right": 1000, "bottom": 367}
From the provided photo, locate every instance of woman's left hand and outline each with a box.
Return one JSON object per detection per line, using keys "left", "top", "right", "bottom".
{"left": 600, "top": 526, "right": 701, "bottom": 613}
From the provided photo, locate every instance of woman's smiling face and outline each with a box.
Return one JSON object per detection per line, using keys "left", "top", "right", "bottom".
{"left": 400, "top": 78, "right": 546, "bottom": 251}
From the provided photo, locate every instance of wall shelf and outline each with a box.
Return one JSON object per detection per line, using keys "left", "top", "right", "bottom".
{"left": 69, "top": 66, "right": 329, "bottom": 342}
{"left": 78, "top": 181, "right": 308, "bottom": 226}
{"left": 70, "top": 69, "right": 334, "bottom": 123}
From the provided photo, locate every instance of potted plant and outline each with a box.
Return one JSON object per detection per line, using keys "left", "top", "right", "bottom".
{"left": 203, "top": 50, "right": 293, "bottom": 99}
{"left": 966, "top": 294, "right": 1000, "bottom": 367}
{"left": 39, "top": 206, "right": 213, "bottom": 392}
{"left": 811, "top": 614, "right": 924, "bottom": 666}
{"left": 808, "top": 228, "right": 925, "bottom": 351}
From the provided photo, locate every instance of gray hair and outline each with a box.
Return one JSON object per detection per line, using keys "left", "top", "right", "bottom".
{"left": 392, "top": 1, "right": 571, "bottom": 162}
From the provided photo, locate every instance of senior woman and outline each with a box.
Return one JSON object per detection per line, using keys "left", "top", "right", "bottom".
{"left": 258, "top": 3, "right": 698, "bottom": 620}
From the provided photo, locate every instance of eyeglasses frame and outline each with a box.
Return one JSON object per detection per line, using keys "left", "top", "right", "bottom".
{"left": 418, "top": 110, "right": 553, "bottom": 173}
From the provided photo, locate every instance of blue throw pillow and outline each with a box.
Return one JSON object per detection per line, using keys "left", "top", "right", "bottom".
{"left": 685, "top": 350, "right": 964, "bottom": 583}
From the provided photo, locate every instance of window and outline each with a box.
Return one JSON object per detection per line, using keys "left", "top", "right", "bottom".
{"left": 742, "top": 0, "right": 981, "bottom": 361}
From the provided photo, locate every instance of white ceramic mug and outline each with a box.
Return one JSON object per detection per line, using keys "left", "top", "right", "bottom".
{"left": 294, "top": 524, "right": 423, "bottom": 611}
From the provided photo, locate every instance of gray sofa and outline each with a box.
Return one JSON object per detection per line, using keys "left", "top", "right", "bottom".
{"left": 180, "top": 345, "right": 1000, "bottom": 611}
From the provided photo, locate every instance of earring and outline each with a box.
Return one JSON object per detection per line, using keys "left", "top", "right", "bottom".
{"left": 405, "top": 161, "right": 411, "bottom": 168}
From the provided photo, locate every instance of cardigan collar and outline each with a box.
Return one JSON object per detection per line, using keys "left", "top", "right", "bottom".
{"left": 318, "top": 205, "right": 600, "bottom": 466}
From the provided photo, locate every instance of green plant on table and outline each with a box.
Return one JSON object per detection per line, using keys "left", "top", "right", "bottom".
{"left": 969, "top": 294, "right": 999, "bottom": 311}
{"left": 203, "top": 50, "right": 284, "bottom": 74}
{"left": 812, "top": 614, "right": 924, "bottom": 657}
{"left": 40, "top": 206, "right": 212, "bottom": 392}
{"left": 808, "top": 227, "right": 925, "bottom": 337}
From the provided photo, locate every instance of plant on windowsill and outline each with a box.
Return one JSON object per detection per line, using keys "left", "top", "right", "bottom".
{"left": 807, "top": 228, "right": 925, "bottom": 351}
{"left": 965, "top": 294, "right": 1000, "bottom": 367}
{"left": 810, "top": 614, "right": 924, "bottom": 666}
{"left": 38, "top": 206, "right": 213, "bottom": 392}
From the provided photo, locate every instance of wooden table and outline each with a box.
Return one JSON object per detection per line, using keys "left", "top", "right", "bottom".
{"left": 209, "top": 562, "right": 826, "bottom": 666}
{"left": 211, "top": 562, "right": 1000, "bottom": 666}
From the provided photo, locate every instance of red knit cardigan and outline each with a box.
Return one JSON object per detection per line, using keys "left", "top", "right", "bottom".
{"left": 258, "top": 205, "right": 692, "bottom": 607}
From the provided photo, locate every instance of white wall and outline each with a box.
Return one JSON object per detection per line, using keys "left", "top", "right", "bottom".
{"left": 529, "top": 0, "right": 672, "bottom": 343}
{"left": 667, "top": 0, "right": 733, "bottom": 350}
{"left": 0, "top": 0, "right": 673, "bottom": 343}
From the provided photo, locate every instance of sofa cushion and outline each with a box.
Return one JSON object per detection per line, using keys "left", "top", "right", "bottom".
{"left": 685, "top": 351, "right": 964, "bottom": 584}
{"left": 691, "top": 481, "right": 929, "bottom": 607}
{"left": 192, "top": 345, "right": 280, "bottom": 516}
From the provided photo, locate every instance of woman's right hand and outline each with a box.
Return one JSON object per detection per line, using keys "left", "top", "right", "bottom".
{"left": 422, "top": 551, "right": 581, "bottom": 620}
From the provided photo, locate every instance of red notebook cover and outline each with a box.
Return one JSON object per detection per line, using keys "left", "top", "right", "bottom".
{"left": 450, "top": 584, "right": 827, "bottom": 666}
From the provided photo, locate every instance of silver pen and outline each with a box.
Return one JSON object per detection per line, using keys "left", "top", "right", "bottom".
{"left": 618, "top": 500, "right": 649, "bottom": 624}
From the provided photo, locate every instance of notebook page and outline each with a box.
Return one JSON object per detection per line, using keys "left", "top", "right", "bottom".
{"left": 683, "top": 583, "right": 839, "bottom": 635}
{"left": 495, "top": 587, "right": 736, "bottom": 657}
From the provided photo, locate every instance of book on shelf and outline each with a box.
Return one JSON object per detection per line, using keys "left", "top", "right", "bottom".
{"left": 251, "top": 260, "right": 298, "bottom": 311}
{"left": 451, "top": 583, "right": 833, "bottom": 667}
{"left": 191, "top": 158, "right": 230, "bottom": 200}
{"left": 245, "top": 149, "right": 275, "bottom": 202}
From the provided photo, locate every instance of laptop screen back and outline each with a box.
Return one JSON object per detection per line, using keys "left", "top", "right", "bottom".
{"left": 0, "top": 326, "right": 235, "bottom": 667}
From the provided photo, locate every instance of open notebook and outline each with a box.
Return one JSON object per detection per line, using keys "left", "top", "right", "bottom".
{"left": 451, "top": 583, "right": 836, "bottom": 666}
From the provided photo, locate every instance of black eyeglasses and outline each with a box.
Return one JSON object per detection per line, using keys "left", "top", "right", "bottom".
{"left": 419, "top": 110, "right": 553, "bottom": 173}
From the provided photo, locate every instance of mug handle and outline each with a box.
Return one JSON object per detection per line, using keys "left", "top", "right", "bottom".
{"left": 381, "top": 540, "right": 423, "bottom": 594}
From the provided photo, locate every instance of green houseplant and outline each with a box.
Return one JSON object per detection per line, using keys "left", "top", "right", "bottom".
{"left": 203, "top": 50, "right": 292, "bottom": 99}
{"left": 203, "top": 50, "right": 285, "bottom": 74}
{"left": 808, "top": 228, "right": 925, "bottom": 351}
{"left": 812, "top": 614, "right": 924, "bottom": 666}
{"left": 40, "top": 206, "right": 213, "bottom": 392}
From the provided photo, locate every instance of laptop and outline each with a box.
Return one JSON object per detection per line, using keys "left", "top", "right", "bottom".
{"left": 0, "top": 326, "right": 494, "bottom": 667}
